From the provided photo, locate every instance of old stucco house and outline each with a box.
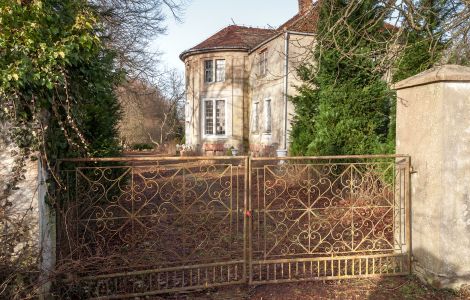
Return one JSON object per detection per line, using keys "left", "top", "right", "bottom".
{"left": 181, "top": 0, "right": 317, "bottom": 156}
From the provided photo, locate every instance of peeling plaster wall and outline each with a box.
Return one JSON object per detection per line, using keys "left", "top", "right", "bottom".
{"left": 0, "top": 147, "right": 39, "bottom": 241}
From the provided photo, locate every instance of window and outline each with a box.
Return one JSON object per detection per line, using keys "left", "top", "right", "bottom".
{"left": 264, "top": 99, "right": 272, "bottom": 133}
{"left": 204, "top": 100, "right": 214, "bottom": 134}
{"left": 204, "top": 59, "right": 225, "bottom": 83}
{"left": 215, "top": 100, "right": 225, "bottom": 135}
{"left": 259, "top": 49, "right": 268, "bottom": 76}
{"left": 252, "top": 102, "right": 259, "bottom": 133}
{"left": 204, "top": 99, "right": 225, "bottom": 135}
{"left": 215, "top": 59, "right": 225, "bottom": 82}
{"left": 204, "top": 60, "right": 213, "bottom": 83}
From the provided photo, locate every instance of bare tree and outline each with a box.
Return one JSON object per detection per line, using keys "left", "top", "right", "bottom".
{"left": 303, "top": 0, "right": 469, "bottom": 79}
{"left": 118, "top": 68, "right": 184, "bottom": 150}
{"left": 153, "top": 68, "right": 185, "bottom": 145}
{"left": 91, "top": 0, "right": 188, "bottom": 151}
{"left": 90, "top": 0, "right": 189, "bottom": 82}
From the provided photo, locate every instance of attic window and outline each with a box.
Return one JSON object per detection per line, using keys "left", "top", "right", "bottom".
{"left": 259, "top": 49, "right": 268, "bottom": 76}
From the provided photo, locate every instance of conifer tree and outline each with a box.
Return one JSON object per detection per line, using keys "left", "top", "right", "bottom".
{"left": 290, "top": 0, "right": 394, "bottom": 156}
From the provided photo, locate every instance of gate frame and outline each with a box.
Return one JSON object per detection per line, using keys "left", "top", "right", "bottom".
{"left": 56, "top": 156, "right": 250, "bottom": 298}
{"left": 246, "top": 154, "right": 412, "bottom": 285}
{"left": 55, "top": 154, "right": 411, "bottom": 298}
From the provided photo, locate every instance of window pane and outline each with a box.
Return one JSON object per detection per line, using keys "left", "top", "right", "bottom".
{"left": 205, "top": 100, "right": 214, "bottom": 134}
{"left": 265, "top": 99, "right": 271, "bottom": 133}
{"left": 216, "top": 100, "right": 225, "bottom": 135}
{"left": 204, "top": 60, "right": 213, "bottom": 83}
{"left": 215, "top": 59, "right": 225, "bottom": 82}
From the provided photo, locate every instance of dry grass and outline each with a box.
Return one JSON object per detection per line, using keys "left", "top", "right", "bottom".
{"left": 155, "top": 276, "right": 466, "bottom": 300}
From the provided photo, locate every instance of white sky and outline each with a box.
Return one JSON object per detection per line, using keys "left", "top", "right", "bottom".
{"left": 151, "top": 0, "right": 299, "bottom": 72}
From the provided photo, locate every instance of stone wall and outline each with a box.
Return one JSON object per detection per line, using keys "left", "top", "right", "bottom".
{"left": 394, "top": 64, "right": 470, "bottom": 289}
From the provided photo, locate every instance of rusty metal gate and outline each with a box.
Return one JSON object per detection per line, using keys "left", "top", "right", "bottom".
{"left": 55, "top": 155, "right": 410, "bottom": 299}
{"left": 248, "top": 155, "right": 411, "bottom": 284}
{"left": 56, "top": 157, "right": 249, "bottom": 299}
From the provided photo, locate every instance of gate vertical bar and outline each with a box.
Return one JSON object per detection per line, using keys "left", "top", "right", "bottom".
{"left": 243, "top": 156, "right": 249, "bottom": 283}
{"left": 247, "top": 156, "right": 253, "bottom": 284}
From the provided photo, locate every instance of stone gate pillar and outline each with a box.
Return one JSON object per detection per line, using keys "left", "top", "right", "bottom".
{"left": 393, "top": 65, "right": 470, "bottom": 289}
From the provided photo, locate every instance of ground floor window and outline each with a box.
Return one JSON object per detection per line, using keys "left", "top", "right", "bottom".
{"left": 204, "top": 99, "right": 225, "bottom": 135}
{"left": 264, "top": 99, "right": 271, "bottom": 133}
{"left": 252, "top": 101, "right": 259, "bottom": 133}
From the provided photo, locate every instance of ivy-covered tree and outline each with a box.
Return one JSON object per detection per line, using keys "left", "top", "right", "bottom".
{"left": 0, "top": 0, "right": 122, "bottom": 161}
{"left": 290, "top": 0, "right": 394, "bottom": 156}
{"left": 0, "top": 1, "right": 122, "bottom": 297}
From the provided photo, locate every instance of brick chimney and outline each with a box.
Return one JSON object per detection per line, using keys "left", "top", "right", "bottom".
{"left": 298, "top": 0, "right": 312, "bottom": 14}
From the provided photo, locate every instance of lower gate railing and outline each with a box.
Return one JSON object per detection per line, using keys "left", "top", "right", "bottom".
{"left": 55, "top": 155, "right": 410, "bottom": 299}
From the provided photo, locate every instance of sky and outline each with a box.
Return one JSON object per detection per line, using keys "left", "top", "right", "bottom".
{"left": 151, "top": 0, "right": 299, "bottom": 72}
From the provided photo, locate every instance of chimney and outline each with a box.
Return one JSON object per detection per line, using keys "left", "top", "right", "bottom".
{"left": 298, "top": 0, "right": 312, "bottom": 14}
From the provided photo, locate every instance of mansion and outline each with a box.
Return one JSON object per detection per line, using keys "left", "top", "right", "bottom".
{"left": 181, "top": 0, "right": 317, "bottom": 156}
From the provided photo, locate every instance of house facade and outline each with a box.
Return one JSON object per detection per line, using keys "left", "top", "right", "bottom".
{"left": 180, "top": 0, "right": 317, "bottom": 156}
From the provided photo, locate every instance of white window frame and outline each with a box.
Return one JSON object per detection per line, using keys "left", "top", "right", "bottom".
{"left": 204, "top": 59, "right": 226, "bottom": 83}
{"left": 203, "top": 98, "right": 227, "bottom": 137}
{"left": 264, "top": 98, "right": 272, "bottom": 134}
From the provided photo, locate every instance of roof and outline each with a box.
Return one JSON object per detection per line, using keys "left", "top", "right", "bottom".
{"left": 179, "top": 2, "right": 321, "bottom": 61}
{"left": 393, "top": 65, "right": 470, "bottom": 90}
{"left": 180, "top": 25, "right": 278, "bottom": 60}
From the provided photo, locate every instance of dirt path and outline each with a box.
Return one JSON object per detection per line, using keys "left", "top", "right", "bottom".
{"left": 157, "top": 276, "right": 469, "bottom": 300}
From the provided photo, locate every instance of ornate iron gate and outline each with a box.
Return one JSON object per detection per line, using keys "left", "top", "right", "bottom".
{"left": 56, "top": 155, "right": 410, "bottom": 298}
{"left": 56, "top": 157, "right": 248, "bottom": 299}
{"left": 248, "top": 155, "right": 411, "bottom": 284}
